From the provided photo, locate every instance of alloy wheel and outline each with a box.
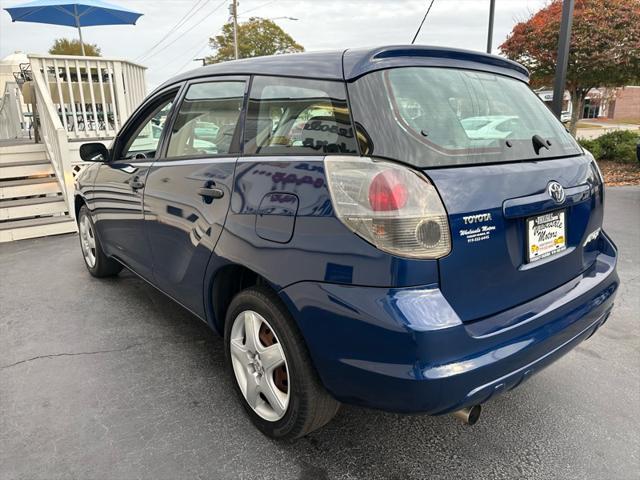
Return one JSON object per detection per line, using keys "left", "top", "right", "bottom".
{"left": 229, "top": 310, "right": 290, "bottom": 421}
{"left": 79, "top": 215, "right": 96, "bottom": 268}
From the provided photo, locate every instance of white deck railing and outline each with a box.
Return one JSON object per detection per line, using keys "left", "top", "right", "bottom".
{"left": 31, "top": 66, "right": 74, "bottom": 215}
{"left": 15, "top": 53, "right": 148, "bottom": 219}
{"left": 0, "top": 81, "right": 29, "bottom": 140}
{"left": 28, "top": 54, "right": 147, "bottom": 140}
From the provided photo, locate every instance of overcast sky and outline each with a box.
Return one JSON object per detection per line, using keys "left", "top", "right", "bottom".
{"left": 0, "top": 0, "right": 547, "bottom": 87}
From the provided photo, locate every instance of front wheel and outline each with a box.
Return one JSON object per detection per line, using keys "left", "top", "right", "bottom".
{"left": 224, "top": 287, "right": 339, "bottom": 439}
{"left": 77, "top": 205, "right": 122, "bottom": 277}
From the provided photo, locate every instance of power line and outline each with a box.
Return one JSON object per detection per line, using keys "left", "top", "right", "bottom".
{"left": 142, "top": 0, "right": 227, "bottom": 64}
{"left": 154, "top": 0, "right": 228, "bottom": 74}
{"left": 173, "top": 44, "right": 210, "bottom": 75}
{"left": 136, "top": 0, "right": 209, "bottom": 61}
{"left": 160, "top": 34, "right": 213, "bottom": 72}
{"left": 238, "top": 0, "right": 277, "bottom": 16}
{"left": 136, "top": 0, "right": 208, "bottom": 61}
{"left": 411, "top": 0, "right": 436, "bottom": 45}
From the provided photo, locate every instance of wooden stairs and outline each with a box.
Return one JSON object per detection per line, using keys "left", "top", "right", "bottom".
{"left": 0, "top": 143, "right": 76, "bottom": 242}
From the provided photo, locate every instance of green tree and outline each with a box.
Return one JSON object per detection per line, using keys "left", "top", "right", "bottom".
{"left": 207, "top": 17, "right": 303, "bottom": 64}
{"left": 49, "top": 38, "right": 101, "bottom": 56}
{"left": 500, "top": 0, "right": 640, "bottom": 135}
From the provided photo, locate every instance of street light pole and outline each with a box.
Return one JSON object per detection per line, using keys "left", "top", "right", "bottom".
{"left": 231, "top": 0, "right": 239, "bottom": 60}
{"left": 486, "top": 0, "right": 495, "bottom": 54}
{"left": 552, "top": 0, "right": 575, "bottom": 118}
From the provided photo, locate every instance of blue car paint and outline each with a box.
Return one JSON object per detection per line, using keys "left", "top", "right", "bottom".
{"left": 143, "top": 156, "right": 238, "bottom": 316}
{"left": 213, "top": 158, "right": 439, "bottom": 293}
{"left": 90, "top": 160, "right": 156, "bottom": 280}
{"left": 428, "top": 156, "right": 603, "bottom": 321}
{"left": 342, "top": 45, "right": 530, "bottom": 81}
{"left": 279, "top": 234, "right": 617, "bottom": 413}
{"left": 159, "top": 45, "right": 528, "bottom": 91}
{"left": 75, "top": 45, "right": 619, "bottom": 416}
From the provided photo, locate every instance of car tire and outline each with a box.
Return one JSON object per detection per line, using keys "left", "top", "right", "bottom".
{"left": 77, "top": 205, "right": 122, "bottom": 278}
{"left": 224, "top": 286, "right": 340, "bottom": 439}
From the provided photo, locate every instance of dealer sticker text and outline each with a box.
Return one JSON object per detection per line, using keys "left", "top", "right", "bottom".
{"left": 460, "top": 212, "right": 495, "bottom": 243}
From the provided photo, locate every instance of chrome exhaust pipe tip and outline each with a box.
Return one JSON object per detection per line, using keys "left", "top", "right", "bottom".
{"left": 452, "top": 405, "right": 481, "bottom": 425}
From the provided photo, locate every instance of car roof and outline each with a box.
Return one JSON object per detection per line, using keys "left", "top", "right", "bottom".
{"left": 158, "top": 45, "right": 529, "bottom": 90}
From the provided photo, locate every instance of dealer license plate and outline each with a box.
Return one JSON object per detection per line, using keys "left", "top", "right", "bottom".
{"left": 526, "top": 210, "right": 567, "bottom": 263}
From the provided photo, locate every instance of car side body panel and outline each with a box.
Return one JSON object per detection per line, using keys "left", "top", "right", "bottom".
{"left": 144, "top": 157, "right": 237, "bottom": 317}
{"left": 89, "top": 160, "right": 155, "bottom": 280}
{"left": 208, "top": 157, "right": 439, "bottom": 306}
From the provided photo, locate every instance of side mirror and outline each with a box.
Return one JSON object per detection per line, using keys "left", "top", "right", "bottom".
{"left": 80, "top": 142, "right": 109, "bottom": 162}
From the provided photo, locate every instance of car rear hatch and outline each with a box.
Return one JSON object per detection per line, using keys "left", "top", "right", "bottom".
{"left": 346, "top": 62, "right": 602, "bottom": 321}
{"left": 426, "top": 155, "right": 601, "bottom": 321}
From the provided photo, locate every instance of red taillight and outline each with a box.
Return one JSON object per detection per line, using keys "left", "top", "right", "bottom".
{"left": 325, "top": 156, "right": 451, "bottom": 259}
{"left": 368, "top": 170, "right": 408, "bottom": 211}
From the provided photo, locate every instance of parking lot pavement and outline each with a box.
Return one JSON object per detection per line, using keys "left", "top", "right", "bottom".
{"left": 1, "top": 186, "right": 638, "bottom": 480}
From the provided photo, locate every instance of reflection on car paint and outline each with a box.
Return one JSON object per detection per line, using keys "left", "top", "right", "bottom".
{"left": 233, "top": 159, "right": 332, "bottom": 217}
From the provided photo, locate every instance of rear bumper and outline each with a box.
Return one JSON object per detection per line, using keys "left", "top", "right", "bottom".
{"left": 279, "top": 233, "right": 619, "bottom": 414}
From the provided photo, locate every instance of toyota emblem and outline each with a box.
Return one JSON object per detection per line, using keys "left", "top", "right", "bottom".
{"left": 548, "top": 181, "right": 565, "bottom": 204}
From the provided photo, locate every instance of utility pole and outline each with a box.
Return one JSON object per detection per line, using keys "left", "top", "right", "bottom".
{"left": 552, "top": 0, "right": 575, "bottom": 118}
{"left": 230, "top": 0, "right": 239, "bottom": 60}
{"left": 486, "top": 0, "right": 495, "bottom": 54}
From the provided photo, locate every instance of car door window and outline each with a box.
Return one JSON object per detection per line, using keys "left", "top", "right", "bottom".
{"left": 243, "top": 76, "right": 358, "bottom": 156}
{"left": 120, "top": 98, "right": 174, "bottom": 160}
{"left": 166, "top": 81, "right": 245, "bottom": 158}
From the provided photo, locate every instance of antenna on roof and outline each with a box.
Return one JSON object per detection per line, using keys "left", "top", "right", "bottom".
{"left": 411, "top": 0, "right": 436, "bottom": 45}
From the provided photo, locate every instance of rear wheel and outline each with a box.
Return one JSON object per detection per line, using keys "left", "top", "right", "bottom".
{"left": 77, "top": 205, "right": 122, "bottom": 277}
{"left": 224, "top": 286, "right": 339, "bottom": 439}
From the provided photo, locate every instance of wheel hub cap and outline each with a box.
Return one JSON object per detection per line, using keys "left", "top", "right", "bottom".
{"left": 248, "top": 352, "right": 264, "bottom": 377}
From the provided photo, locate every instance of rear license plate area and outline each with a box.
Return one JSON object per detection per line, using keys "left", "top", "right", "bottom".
{"left": 526, "top": 210, "right": 567, "bottom": 263}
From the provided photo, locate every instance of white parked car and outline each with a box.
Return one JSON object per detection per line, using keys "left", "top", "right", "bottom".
{"left": 460, "top": 115, "right": 520, "bottom": 139}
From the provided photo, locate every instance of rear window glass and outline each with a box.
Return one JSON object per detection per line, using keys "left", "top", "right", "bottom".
{"left": 243, "top": 76, "right": 358, "bottom": 156}
{"left": 348, "top": 67, "right": 581, "bottom": 167}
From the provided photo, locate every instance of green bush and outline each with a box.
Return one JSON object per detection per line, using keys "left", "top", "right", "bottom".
{"left": 578, "top": 130, "right": 640, "bottom": 163}
{"left": 578, "top": 138, "right": 604, "bottom": 160}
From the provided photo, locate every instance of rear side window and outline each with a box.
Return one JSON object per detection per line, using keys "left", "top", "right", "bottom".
{"left": 167, "top": 81, "right": 245, "bottom": 158}
{"left": 243, "top": 76, "right": 358, "bottom": 156}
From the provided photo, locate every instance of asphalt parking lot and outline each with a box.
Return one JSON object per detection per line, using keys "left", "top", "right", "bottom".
{"left": 1, "top": 186, "right": 638, "bottom": 480}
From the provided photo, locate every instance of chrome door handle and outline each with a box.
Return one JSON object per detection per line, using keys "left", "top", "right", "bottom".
{"left": 198, "top": 187, "right": 224, "bottom": 200}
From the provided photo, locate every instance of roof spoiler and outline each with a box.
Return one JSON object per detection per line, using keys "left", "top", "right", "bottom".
{"left": 343, "top": 45, "right": 530, "bottom": 83}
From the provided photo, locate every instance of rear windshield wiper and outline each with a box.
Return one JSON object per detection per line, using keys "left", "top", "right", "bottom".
{"left": 532, "top": 134, "right": 551, "bottom": 154}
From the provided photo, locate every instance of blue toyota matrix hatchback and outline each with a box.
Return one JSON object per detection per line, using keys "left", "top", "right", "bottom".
{"left": 76, "top": 46, "right": 619, "bottom": 439}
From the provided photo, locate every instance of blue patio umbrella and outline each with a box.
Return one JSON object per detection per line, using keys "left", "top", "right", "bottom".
{"left": 4, "top": 0, "right": 143, "bottom": 55}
